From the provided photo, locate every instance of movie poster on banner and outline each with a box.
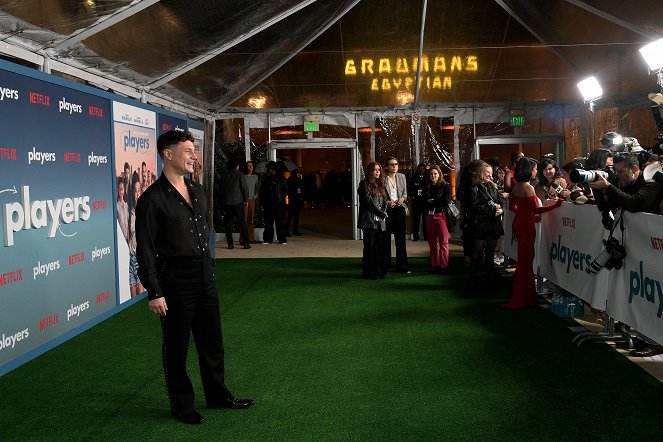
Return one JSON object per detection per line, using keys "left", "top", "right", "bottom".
{"left": 157, "top": 113, "right": 187, "bottom": 177}
{"left": 538, "top": 203, "right": 609, "bottom": 309}
{"left": 113, "top": 101, "right": 157, "bottom": 304}
{"left": 188, "top": 121, "right": 204, "bottom": 185}
{"left": 0, "top": 64, "right": 116, "bottom": 369}
{"left": 607, "top": 212, "right": 663, "bottom": 345}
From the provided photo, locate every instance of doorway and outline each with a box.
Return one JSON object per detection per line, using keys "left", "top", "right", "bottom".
{"left": 269, "top": 138, "right": 361, "bottom": 240}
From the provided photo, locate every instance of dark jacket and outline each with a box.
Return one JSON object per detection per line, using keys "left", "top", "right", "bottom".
{"left": 604, "top": 174, "right": 663, "bottom": 214}
{"left": 287, "top": 174, "right": 304, "bottom": 206}
{"left": 357, "top": 180, "right": 388, "bottom": 230}
{"left": 468, "top": 183, "right": 505, "bottom": 240}
{"left": 218, "top": 168, "right": 248, "bottom": 206}
{"left": 260, "top": 174, "right": 288, "bottom": 208}
{"left": 409, "top": 173, "right": 427, "bottom": 206}
{"left": 422, "top": 182, "right": 451, "bottom": 214}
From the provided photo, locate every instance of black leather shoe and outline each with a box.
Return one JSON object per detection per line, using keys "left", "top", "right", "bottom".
{"left": 228, "top": 244, "right": 234, "bottom": 249}
{"left": 171, "top": 408, "right": 205, "bottom": 424}
{"left": 208, "top": 397, "right": 255, "bottom": 409}
{"left": 243, "top": 244, "right": 251, "bottom": 249}
{"left": 630, "top": 346, "right": 663, "bottom": 357}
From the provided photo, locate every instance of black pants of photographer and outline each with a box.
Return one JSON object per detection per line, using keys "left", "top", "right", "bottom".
{"left": 381, "top": 205, "right": 409, "bottom": 273}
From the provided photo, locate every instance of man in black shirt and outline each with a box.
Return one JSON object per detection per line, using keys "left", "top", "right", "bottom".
{"left": 589, "top": 152, "right": 662, "bottom": 214}
{"left": 136, "top": 130, "right": 254, "bottom": 425}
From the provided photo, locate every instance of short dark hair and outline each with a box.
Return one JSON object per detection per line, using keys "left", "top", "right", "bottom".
{"left": 157, "top": 130, "right": 195, "bottom": 158}
{"left": 514, "top": 157, "right": 538, "bottom": 182}
{"left": 614, "top": 152, "right": 639, "bottom": 170}
{"left": 585, "top": 148, "right": 613, "bottom": 170}
{"left": 226, "top": 158, "right": 240, "bottom": 171}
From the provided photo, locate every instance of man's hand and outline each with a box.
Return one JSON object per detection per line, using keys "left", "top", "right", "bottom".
{"left": 149, "top": 297, "right": 168, "bottom": 316}
{"left": 588, "top": 175, "right": 610, "bottom": 189}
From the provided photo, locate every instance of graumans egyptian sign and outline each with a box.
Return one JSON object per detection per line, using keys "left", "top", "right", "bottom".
{"left": 344, "top": 54, "right": 478, "bottom": 92}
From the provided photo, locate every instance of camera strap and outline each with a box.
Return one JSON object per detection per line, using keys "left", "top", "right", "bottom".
{"left": 608, "top": 209, "right": 625, "bottom": 245}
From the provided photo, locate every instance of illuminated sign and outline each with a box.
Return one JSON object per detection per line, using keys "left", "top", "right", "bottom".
{"left": 304, "top": 115, "right": 319, "bottom": 132}
{"left": 344, "top": 54, "right": 478, "bottom": 93}
{"left": 510, "top": 110, "right": 525, "bottom": 127}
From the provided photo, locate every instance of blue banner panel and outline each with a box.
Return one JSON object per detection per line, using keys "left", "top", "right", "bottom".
{"left": 0, "top": 67, "right": 117, "bottom": 370}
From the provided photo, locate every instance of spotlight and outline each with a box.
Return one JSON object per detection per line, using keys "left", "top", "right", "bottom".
{"left": 639, "top": 38, "right": 663, "bottom": 73}
{"left": 577, "top": 76, "right": 603, "bottom": 103}
{"left": 639, "top": 38, "right": 663, "bottom": 88}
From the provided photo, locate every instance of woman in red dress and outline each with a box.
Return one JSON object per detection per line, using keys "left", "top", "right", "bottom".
{"left": 502, "top": 157, "right": 562, "bottom": 309}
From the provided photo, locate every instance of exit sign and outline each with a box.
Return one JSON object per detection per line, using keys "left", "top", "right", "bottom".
{"left": 304, "top": 115, "right": 319, "bottom": 132}
{"left": 510, "top": 110, "right": 525, "bottom": 126}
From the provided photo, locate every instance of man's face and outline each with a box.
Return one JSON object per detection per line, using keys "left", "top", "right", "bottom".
{"left": 614, "top": 161, "right": 637, "bottom": 188}
{"left": 417, "top": 165, "right": 426, "bottom": 175}
{"left": 165, "top": 140, "right": 197, "bottom": 175}
{"left": 386, "top": 159, "right": 398, "bottom": 173}
{"left": 124, "top": 166, "right": 130, "bottom": 178}
{"left": 117, "top": 182, "right": 124, "bottom": 200}
{"left": 247, "top": 162, "right": 254, "bottom": 174}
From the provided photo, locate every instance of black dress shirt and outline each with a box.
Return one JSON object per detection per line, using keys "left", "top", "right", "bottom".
{"left": 136, "top": 174, "right": 211, "bottom": 300}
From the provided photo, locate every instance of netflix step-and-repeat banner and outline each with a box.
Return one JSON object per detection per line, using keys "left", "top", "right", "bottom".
{"left": 0, "top": 65, "right": 116, "bottom": 371}
{"left": 0, "top": 60, "right": 196, "bottom": 376}
{"left": 506, "top": 202, "right": 663, "bottom": 345}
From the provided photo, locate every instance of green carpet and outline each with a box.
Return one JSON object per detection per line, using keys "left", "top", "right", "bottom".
{"left": 1, "top": 257, "right": 661, "bottom": 441}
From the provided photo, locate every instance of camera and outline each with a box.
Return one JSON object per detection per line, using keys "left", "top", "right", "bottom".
{"left": 586, "top": 236, "right": 626, "bottom": 274}
{"left": 570, "top": 167, "right": 616, "bottom": 184}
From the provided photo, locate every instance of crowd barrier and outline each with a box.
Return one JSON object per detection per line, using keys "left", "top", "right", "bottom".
{"left": 502, "top": 201, "right": 663, "bottom": 345}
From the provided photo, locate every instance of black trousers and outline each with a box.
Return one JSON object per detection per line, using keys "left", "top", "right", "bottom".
{"left": 263, "top": 204, "right": 287, "bottom": 243}
{"left": 286, "top": 203, "right": 301, "bottom": 234}
{"left": 223, "top": 204, "right": 249, "bottom": 246}
{"left": 411, "top": 201, "right": 428, "bottom": 240}
{"left": 382, "top": 205, "right": 409, "bottom": 273}
{"left": 362, "top": 228, "right": 385, "bottom": 277}
{"left": 159, "top": 257, "right": 230, "bottom": 412}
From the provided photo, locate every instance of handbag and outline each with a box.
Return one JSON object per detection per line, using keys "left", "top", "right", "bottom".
{"left": 446, "top": 201, "right": 460, "bottom": 221}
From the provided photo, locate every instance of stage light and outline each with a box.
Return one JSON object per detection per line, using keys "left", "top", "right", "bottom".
{"left": 577, "top": 76, "right": 602, "bottom": 103}
{"left": 639, "top": 38, "right": 663, "bottom": 88}
{"left": 639, "top": 38, "right": 663, "bottom": 73}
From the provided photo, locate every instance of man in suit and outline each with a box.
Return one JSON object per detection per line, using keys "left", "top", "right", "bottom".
{"left": 382, "top": 157, "right": 411, "bottom": 274}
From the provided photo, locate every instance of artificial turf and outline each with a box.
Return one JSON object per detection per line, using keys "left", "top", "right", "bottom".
{"left": 0, "top": 257, "right": 661, "bottom": 441}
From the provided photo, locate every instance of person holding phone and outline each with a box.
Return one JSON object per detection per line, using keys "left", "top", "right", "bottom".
{"left": 534, "top": 157, "right": 570, "bottom": 202}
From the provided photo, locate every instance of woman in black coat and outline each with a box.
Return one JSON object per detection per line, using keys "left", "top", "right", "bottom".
{"left": 467, "top": 160, "right": 505, "bottom": 287}
{"left": 357, "top": 162, "right": 389, "bottom": 280}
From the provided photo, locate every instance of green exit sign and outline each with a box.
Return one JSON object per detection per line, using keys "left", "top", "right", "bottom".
{"left": 304, "top": 116, "right": 319, "bottom": 132}
{"left": 510, "top": 110, "right": 525, "bottom": 127}
{"left": 304, "top": 120, "right": 319, "bottom": 131}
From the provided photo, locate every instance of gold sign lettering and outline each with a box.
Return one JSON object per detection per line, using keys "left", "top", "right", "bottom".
{"left": 345, "top": 53, "right": 478, "bottom": 93}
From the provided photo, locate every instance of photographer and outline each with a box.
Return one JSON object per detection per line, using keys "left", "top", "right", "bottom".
{"left": 588, "top": 153, "right": 663, "bottom": 215}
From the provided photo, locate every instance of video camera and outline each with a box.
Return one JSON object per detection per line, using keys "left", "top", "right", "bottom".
{"left": 586, "top": 236, "right": 626, "bottom": 274}
{"left": 570, "top": 166, "right": 617, "bottom": 184}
